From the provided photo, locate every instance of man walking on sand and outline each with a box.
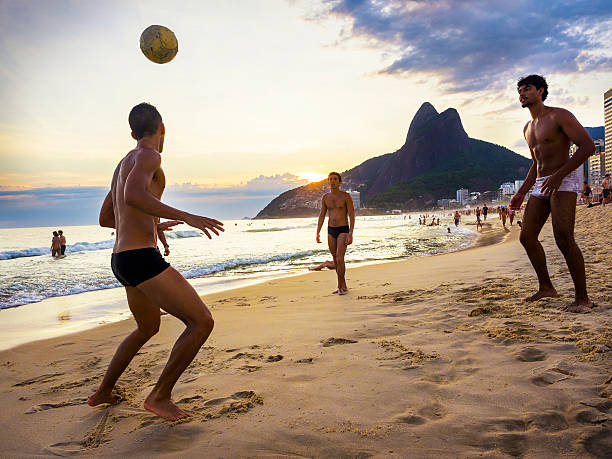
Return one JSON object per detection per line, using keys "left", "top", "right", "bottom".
{"left": 510, "top": 75, "right": 595, "bottom": 313}
{"left": 316, "top": 172, "right": 355, "bottom": 295}
{"left": 88, "top": 103, "right": 224, "bottom": 421}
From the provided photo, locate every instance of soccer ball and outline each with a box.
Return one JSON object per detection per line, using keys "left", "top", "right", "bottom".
{"left": 140, "top": 25, "right": 178, "bottom": 64}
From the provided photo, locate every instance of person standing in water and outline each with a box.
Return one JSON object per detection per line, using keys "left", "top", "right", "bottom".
{"left": 316, "top": 172, "right": 355, "bottom": 295}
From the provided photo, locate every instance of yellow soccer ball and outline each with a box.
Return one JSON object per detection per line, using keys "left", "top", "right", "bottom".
{"left": 140, "top": 25, "right": 178, "bottom": 64}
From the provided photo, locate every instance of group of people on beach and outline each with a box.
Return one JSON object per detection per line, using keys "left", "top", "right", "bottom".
{"left": 581, "top": 173, "right": 611, "bottom": 207}
{"left": 87, "top": 74, "right": 597, "bottom": 421}
{"left": 50, "top": 230, "right": 66, "bottom": 258}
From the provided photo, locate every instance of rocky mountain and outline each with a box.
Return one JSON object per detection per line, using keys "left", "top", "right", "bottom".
{"left": 255, "top": 103, "right": 531, "bottom": 218}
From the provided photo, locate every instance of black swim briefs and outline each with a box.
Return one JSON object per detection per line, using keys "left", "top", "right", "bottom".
{"left": 60, "top": 245, "right": 66, "bottom": 255}
{"left": 328, "top": 225, "right": 350, "bottom": 239}
{"left": 111, "top": 247, "right": 170, "bottom": 287}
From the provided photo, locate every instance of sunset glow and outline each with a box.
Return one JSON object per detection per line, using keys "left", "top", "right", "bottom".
{"left": 297, "top": 172, "right": 327, "bottom": 183}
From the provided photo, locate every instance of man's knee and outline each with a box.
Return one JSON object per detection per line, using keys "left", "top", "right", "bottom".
{"left": 553, "top": 231, "right": 574, "bottom": 252}
{"left": 519, "top": 230, "right": 537, "bottom": 247}
{"left": 192, "top": 309, "right": 214, "bottom": 338}
{"left": 138, "top": 321, "right": 160, "bottom": 340}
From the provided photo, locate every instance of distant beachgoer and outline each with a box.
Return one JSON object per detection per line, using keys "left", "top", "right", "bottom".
{"left": 436, "top": 218, "right": 440, "bottom": 225}
{"left": 308, "top": 260, "right": 335, "bottom": 271}
{"left": 582, "top": 182, "right": 592, "bottom": 207}
{"left": 602, "top": 173, "right": 611, "bottom": 206}
{"left": 316, "top": 171, "right": 355, "bottom": 295}
{"left": 510, "top": 74, "right": 595, "bottom": 313}
{"left": 51, "top": 231, "right": 61, "bottom": 257}
{"left": 508, "top": 207, "right": 515, "bottom": 226}
{"left": 482, "top": 205, "right": 488, "bottom": 221}
{"left": 475, "top": 206, "right": 481, "bottom": 220}
{"left": 447, "top": 227, "right": 451, "bottom": 234}
{"left": 454, "top": 211, "right": 460, "bottom": 227}
{"left": 88, "top": 103, "right": 224, "bottom": 421}
{"left": 476, "top": 213, "right": 483, "bottom": 231}
{"left": 428, "top": 217, "right": 437, "bottom": 226}
{"left": 58, "top": 230, "right": 66, "bottom": 256}
{"left": 499, "top": 206, "right": 507, "bottom": 227}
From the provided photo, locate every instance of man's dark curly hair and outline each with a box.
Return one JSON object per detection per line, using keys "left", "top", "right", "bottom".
{"left": 517, "top": 74, "right": 548, "bottom": 101}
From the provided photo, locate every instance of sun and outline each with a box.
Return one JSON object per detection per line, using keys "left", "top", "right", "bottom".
{"left": 297, "top": 172, "right": 327, "bottom": 183}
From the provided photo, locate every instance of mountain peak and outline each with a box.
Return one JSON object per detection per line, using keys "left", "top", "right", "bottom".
{"left": 405, "top": 102, "right": 439, "bottom": 143}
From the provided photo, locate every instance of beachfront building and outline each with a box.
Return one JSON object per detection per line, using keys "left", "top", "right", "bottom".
{"left": 605, "top": 88, "right": 612, "bottom": 175}
{"left": 589, "top": 140, "right": 606, "bottom": 187}
{"left": 500, "top": 182, "right": 515, "bottom": 196}
{"left": 514, "top": 180, "right": 524, "bottom": 192}
{"left": 347, "top": 190, "right": 361, "bottom": 209}
{"left": 456, "top": 188, "right": 469, "bottom": 205}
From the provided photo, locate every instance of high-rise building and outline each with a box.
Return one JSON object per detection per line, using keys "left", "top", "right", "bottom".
{"left": 514, "top": 180, "right": 524, "bottom": 191}
{"left": 500, "top": 182, "right": 515, "bottom": 195}
{"left": 588, "top": 139, "right": 606, "bottom": 186}
{"left": 456, "top": 188, "right": 469, "bottom": 205}
{"left": 605, "top": 89, "right": 612, "bottom": 175}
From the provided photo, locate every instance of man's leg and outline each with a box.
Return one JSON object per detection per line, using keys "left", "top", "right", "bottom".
{"left": 519, "top": 196, "right": 558, "bottom": 302}
{"left": 550, "top": 192, "right": 592, "bottom": 312}
{"left": 335, "top": 233, "right": 349, "bottom": 294}
{"left": 327, "top": 234, "right": 339, "bottom": 293}
{"left": 89, "top": 287, "right": 160, "bottom": 406}
{"left": 135, "top": 267, "right": 214, "bottom": 420}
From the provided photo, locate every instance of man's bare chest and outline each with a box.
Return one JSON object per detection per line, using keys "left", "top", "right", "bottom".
{"left": 526, "top": 119, "right": 561, "bottom": 147}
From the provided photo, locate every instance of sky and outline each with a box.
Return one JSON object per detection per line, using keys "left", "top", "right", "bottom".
{"left": 1, "top": 0, "right": 611, "bottom": 226}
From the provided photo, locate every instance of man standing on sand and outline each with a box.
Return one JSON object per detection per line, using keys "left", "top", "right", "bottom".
{"left": 316, "top": 172, "right": 355, "bottom": 295}
{"left": 58, "top": 230, "right": 66, "bottom": 256}
{"left": 510, "top": 75, "right": 595, "bottom": 313}
{"left": 454, "top": 210, "right": 460, "bottom": 227}
{"left": 88, "top": 103, "right": 224, "bottom": 421}
{"left": 483, "top": 205, "right": 488, "bottom": 221}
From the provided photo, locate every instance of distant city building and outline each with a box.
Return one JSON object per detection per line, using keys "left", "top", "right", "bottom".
{"left": 347, "top": 190, "right": 361, "bottom": 209}
{"left": 456, "top": 188, "right": 469, "bottom": 205}
{"left": 500, "top": 182, "right": 515, "bottom": 195}
{"left": 437, "top": 198, "right": 451, "bottom": 208}
{"left": 605, "top": 88, "right": 612, "bottom": 175}
{"left": 514, "top": 180, "right": 524, "bottom": 192}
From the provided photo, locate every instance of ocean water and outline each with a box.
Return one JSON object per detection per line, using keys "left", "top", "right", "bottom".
{"left": 0, "top": 215, "right": 476, "bottom": 311}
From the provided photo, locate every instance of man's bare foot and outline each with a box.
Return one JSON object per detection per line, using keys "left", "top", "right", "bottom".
{"left": 562, "top": 300, "right": 595, "bottom": 313}
{"left": 88, "top": 389, "right": 119, "bottom": 407}
{"left": 144, "top": 394, "right": 192, "bottom": 421}
{"left": 332, "top": 289, "right": 339, "bottom": 294}
{"left": 339, "top": 288, "right": 348, "bottom": 295}
{"left": 524, "top": 288, "right": 559, "bottom": 302}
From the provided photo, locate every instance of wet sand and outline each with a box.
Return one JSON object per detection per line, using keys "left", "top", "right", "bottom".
{"left": 0, "top": 206, "right": 610, "bottom": 457}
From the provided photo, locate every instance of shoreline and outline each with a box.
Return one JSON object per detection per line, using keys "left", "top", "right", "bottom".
{"left": 0, "top": 206, "right": 610, "bottom": 456}
{"left": 0, "top": 220, "right": 496, "bottom": 351}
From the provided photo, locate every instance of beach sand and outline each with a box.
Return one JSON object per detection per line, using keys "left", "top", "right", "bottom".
{"left": 1, "top": 206, "right": 610, "bottom": 457}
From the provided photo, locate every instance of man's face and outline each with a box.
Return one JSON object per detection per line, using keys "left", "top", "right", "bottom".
{"left": 328, "top": 175, "right": 340, "bottom": 189}
{"left": 518, "top": 84, "right": 542, "bottom": 107}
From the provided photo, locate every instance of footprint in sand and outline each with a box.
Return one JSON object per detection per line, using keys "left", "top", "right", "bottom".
{"left": 516, "top": 347, "right": 547, "bottom": 362}
{"left": 581, "top": 428, "right": 612, "bottom": 458}
{"left": 295, "top": 358, "right": 314, "bottom": 364}
{"left": 26, "top": 397, "right": 88, "bottom": 414}
{"left": 14, "top": 372, "right": 64, "bottom": 387}
{"left": 321, "top": 337, "right": 357, "bottom": 347}
{"left": 576, "top": 408, "right": 610, "bottom": 425}
{"left": 266, "top": 355, "right": 283, "bottom": 362}
{"left": 525, "top": 411, "right": 568, "bottom": 432}
{"left": 395, "top": 414, "right": 427, "bottom": 425}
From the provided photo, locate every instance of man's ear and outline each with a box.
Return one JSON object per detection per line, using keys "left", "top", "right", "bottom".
{"left": 131, "top": 131, "right": 138, "bottom": 140}
{"left": 159, "top": 122, "right": 165, "bottom": 135}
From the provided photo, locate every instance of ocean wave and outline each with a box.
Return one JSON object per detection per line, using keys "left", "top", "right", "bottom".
{"left": 164, "top": 230, "right": 202, "bottom": 239}
{"left": 181, "top": 250, "right": 324, "bottom": 278}
{"left": 244, "top": 223, "right": 316, "bottom": 233}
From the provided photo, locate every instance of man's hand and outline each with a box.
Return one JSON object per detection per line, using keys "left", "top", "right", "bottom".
{"left": 163, "top": 245, "right": 170, "bottom": 256}
{"left": 184, "top": 214, "right": 224, "bottom": 239}
{"left": 540, "top": 172, "right": 564, "bottom": 196}
{"left": 316, "top": 233, "right": 321, "bottom": 243}
{"left": 158, "top": 220, "right": 183, "bottom": 232}
{"left": 346, "top": 234, "right": 353, "bottom": 246}
{"left": 509, "top": 192, "right": 525, "bottom": 210}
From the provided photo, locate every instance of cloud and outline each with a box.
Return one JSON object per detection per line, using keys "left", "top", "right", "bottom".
{"left": 168, "top": 173, "right": 308, "bottom": 197}
{"left": 317, "top": 0, "right": 612, "bottom": 92}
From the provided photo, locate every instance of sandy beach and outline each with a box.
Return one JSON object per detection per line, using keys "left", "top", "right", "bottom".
{"left": 1, "top": 206, "right": 610, "bottom": 458}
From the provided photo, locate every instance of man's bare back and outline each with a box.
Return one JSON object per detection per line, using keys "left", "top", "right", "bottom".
{"left": 89, "top": 103, "right": 224, "bottom": 421}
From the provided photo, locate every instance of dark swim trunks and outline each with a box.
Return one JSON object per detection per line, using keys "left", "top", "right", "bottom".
{"left": 328, "top": 225, "right": 350, "bottom": 239}
{"left": 111, "top": 247, "right": 170, "bottom": 287}
{"left": 60, "top": 245, "right": 66, "bottom": 255}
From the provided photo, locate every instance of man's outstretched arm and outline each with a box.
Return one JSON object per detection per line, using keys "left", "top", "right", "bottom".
{"left": 124, "top": 150, "right": 223, "bottom": 238}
